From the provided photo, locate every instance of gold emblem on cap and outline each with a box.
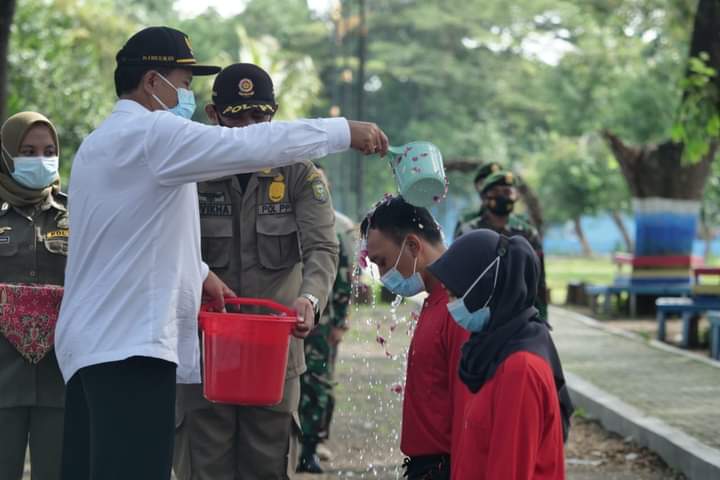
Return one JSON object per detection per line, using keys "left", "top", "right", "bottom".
{"left": 239, "top": 78, "right": 255, "bottom": 97}
{"left": 184, "top": 36, "right": 194, "bottom": 55}
{"left": 505, "top": 172, "right": 514, "bottom": 183}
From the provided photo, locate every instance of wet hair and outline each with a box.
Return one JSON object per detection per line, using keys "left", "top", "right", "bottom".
{"left": 114, "top": 65, "right": 173, "bottom": 97}
{"left": 360, "top": 196, "right": 443, "bottom": 246}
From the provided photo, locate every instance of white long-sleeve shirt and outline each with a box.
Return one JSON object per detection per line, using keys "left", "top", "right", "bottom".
{"left": 55, "top": 99, "right": 351, "bottom": 383}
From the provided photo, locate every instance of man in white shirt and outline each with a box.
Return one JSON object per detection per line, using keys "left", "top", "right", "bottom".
{"left": 55, "top": 26, "right": 388, "bottom": 480}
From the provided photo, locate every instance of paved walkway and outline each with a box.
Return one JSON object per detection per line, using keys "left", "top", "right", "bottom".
{"left": 552, "top": 306, "right": 720, "bottom": 479}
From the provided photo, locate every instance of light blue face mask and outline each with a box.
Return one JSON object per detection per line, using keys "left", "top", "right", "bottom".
{"left": 9, "top": 155, "right": 59, "bottom": 189}
{"left": 152, "top": 73, "right": 196, "bottom": 120}
{"left": 447, "top": 256, "right": 501, "bottom": 332}
{"left": 380, "top": 238, "right": 425, "bottom": 297}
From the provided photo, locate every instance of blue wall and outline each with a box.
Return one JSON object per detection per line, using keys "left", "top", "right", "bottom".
{"left": 543, "top": 214, "right": 719, "bottom": 257}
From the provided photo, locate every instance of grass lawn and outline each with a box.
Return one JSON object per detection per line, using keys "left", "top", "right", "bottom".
{"left": 545, "top": 254, "right": 720, "bottom": 305}
{"left": 545, "top": 256, "right": 617, "bottom": 305}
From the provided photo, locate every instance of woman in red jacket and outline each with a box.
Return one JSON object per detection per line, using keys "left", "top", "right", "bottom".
{"left": 428, "top": 229, "right": 574, "bottom": 480}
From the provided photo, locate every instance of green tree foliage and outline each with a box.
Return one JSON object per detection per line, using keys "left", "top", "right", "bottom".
{"left": 8, "top": 0, "right": 137, "bottom": 180}
{"left": 5, "top": 0, "right": 717, "bottom": 241}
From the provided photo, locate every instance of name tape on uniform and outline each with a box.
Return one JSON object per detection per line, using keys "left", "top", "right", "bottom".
{"left": 200, "top": 203, "right": 233, "bottom": 216}
{"left": 258, "top": 203, "right": 293, "bottom": 215}
{"left": 46, "top": 230, "right": 69, "bottom": 239}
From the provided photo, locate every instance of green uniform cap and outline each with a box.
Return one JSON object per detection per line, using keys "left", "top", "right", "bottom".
{"left": 481, "top": 170, "right": 518, "bottom": 195}
{"left": 474, "top": 162, "right": 503, "bottom": 187}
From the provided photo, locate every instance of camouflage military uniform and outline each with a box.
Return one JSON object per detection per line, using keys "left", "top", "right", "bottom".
{"left": 454, "top": 207, "right": 534, "bottom": 241}
{"left": 299, "top": 212, "right": 354, "bottom": 446}
{"left": 456, "top": 213, "right": 548, "bottom": 319}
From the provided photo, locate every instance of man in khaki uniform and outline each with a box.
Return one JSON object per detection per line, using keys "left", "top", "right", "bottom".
{"left": 174, "top": 63, "right": 338, "bottom": 480}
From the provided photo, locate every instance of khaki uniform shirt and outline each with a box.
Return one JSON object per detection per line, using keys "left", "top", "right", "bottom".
{"left": 0, "top": 194, "right": 68, "bottom": 408}
{"left": 177, "top": 162, "right": 338, "bottom": 413}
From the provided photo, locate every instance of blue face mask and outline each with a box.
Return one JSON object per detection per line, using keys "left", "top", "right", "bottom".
{"left": 380, "top": 238, "right": 425, "bottom": 297}
{"left": 10, "top": 155, "right": 59, "bottom": 189}
{"left": 447, "top": 256, "right": 501, "bottom": 332}
{"left": 152, "top": 73, "right": 196, "bottom": 120}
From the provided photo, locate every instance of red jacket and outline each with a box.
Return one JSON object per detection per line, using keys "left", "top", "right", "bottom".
{"left": 452, "top": 351, "right": 565, "bottom": 480}
{"left": 400, "top": 283, "right": 470, "bottom": 457}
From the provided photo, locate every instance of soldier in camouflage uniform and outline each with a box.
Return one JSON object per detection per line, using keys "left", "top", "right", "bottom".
{"left": 453, "top": 162, "right": 535, "bottom": 240}
{"left": 456, "top": 170, "right": 548, "bottom": 319}
{"left": 298, "top": 166, "right": 355, "bottom": 474}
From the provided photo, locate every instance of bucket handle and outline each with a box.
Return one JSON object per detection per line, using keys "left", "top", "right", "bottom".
{"left": 201, "top": 297, "right": 296, "bottom": 317}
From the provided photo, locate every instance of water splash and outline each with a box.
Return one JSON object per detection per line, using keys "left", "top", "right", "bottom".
{"left": 332, "top": 232, "right": 421, "bottom": 477}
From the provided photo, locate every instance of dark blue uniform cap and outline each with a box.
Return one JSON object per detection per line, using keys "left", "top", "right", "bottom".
{"left": 212, "top": 63, "right": 278, "bottom": 117}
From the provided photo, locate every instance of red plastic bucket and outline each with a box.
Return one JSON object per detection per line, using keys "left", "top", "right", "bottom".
{"left": 199, "top": 297, "right": 297, "bottom": 406}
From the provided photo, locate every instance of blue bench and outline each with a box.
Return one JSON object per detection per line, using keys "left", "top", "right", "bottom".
{"left": 656, "top": 296, "right": 720, "bottom": 349}
{"left": 706, "top": 311, "right": 720, "bottom": 360}
{"left": 586, "top": 279, "right": 691, "bottom": 317}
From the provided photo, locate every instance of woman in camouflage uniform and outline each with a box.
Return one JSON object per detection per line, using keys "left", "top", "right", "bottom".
{"left": 0, "top": 112, "right": 68, "bottom": 480}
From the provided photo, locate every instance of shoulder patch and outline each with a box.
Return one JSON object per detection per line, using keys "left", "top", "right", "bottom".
{"left": 311, "top": 180, "right": 328, "bottom": 203}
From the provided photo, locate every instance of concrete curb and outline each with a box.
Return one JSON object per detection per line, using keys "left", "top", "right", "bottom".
{"left": 554, "top": 307, "right": 720, "bottom": 479}
{"left": 567, "top": 373, "right": 720, "bottom": 480}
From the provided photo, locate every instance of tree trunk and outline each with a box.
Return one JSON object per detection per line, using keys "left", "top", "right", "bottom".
{"left": 516, "top": 176, "right": 545, "bottom": 237}
{"left": 0, "top": 0, "right": 17, "bottom": 123}
{"left": 602, "top": 131, "right": 716, "bottom": 200}
{"left": 573, "top": 216, "right": 593, "bottom": 257}
{"left": 685, "top": 0, "right": 720, "bottom": 106}
{"left": 610, "top": 210, "right": 633, "bottom": 252}
{"left": 601, "top": 0, "right": 720, "bottom": 200}
{"left": 354, "top": 0, "right": 367, "bottom": 216}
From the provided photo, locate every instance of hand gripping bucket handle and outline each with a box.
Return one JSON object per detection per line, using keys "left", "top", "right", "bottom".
{"left": 200, "top": 297, "right": 296, "bottom": 326}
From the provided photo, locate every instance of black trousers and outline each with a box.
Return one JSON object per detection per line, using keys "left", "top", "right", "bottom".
{"left": 60, "top": 356, "right": 177, "bottom": 480}
{"left": 402, "top": 454, "right": 451, "bottom": 480}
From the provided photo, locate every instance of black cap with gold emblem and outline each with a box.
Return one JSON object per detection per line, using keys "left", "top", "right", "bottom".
{"left": 116, "top": 26, "right": 220, "bottom": 76}
{"left": 212, "top": 63, "right": 278, "bottom": 117}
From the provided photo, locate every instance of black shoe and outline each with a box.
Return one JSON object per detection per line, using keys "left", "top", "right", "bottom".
{"left": 297, "top": 453, "right": 324, "bottom": 474}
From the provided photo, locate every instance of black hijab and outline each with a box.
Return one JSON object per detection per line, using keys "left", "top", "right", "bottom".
{"left": 428, "top": 229, "right": 574, "bottom": 441}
